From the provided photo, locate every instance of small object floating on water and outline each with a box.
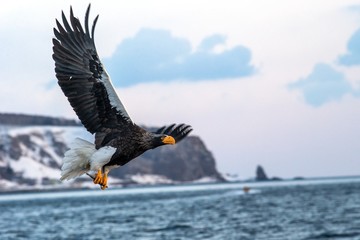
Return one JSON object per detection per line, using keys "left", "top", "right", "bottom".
{"left": 243, "top": 186, "right": 250, "bottom": 193}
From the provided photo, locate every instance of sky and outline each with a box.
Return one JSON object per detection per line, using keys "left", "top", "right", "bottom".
{"left": 1, "top": 0, "right": 360, "bottom": 179}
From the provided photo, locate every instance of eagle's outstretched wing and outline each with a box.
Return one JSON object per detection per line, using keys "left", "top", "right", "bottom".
{"left": 155, "top": 124, "right": 193, "bottom": 143}
{"left": 52, "top": 4, "right": 132, "bottom": 134}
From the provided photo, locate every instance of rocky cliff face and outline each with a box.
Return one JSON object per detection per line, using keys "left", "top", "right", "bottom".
{"left": 0, "top": 124, "right": 223, "bottom": 190}
{"left": 0, "top": 113, "right": 80, "bottom": 126}
{"left": 114, "top": 136, "right": 222, "bottom": 182}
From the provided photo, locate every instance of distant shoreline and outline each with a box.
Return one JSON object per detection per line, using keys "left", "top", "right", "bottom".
{"left": 1, "top": 175, "right": 360, "bottom": 195}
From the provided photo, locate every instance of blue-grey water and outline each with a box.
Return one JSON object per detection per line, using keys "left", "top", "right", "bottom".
{"left": 1, "top": 178, "right": 360, "bottom": 240}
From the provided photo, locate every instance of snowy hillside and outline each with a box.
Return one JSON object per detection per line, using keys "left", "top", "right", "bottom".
{"left": 0, "top": 126, "right": 91, "bottom": 190}
{"left": 0, "top": 125, "right": 223, "bottom": 191}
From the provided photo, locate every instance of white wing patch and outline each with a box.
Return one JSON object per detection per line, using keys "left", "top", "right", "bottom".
{"left": 89, "top": 145, "right": 117, "bottom": 171}
{"left": 100, "top": 69, "right": 133, "bottom": 123}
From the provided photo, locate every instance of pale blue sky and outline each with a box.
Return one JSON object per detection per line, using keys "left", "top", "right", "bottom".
{"left": 1, "top": 0, "right": 360, "bottom": 178}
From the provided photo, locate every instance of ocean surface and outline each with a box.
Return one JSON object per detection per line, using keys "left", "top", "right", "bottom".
{"left": 1, "top": 178, "right": 360, "bottom": 240}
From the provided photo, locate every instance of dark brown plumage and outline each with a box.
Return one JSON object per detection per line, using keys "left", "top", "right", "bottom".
{"left": 52, "top": 4, "right": 192, "bottom": 189}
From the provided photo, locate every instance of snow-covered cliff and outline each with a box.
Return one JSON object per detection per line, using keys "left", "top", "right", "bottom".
{"left": 0, "top": 125, "right": 223, "bottom": 191}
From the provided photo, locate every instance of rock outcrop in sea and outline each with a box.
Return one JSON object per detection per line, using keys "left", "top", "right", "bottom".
{"left": 255, "top": 165, "right": 283, "bottom": 181}
{"left": 255, "top": 165, "right": 269, "bottom": 181}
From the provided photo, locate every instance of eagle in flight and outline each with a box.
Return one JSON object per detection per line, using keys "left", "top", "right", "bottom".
{"left": 52, "top": 4, "right": 192, "bottom": 189}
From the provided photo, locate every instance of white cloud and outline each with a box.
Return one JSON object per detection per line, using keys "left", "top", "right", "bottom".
{"left": 103, "top": 28, "right": 254, "bottom": 86}
{"left": 288, "top": 63, "right": 354, "bottom": 106}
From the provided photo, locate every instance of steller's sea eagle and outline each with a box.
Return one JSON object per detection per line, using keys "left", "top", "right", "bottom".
{"left": 52, "top": 4, "right": 192, "bottom": 189}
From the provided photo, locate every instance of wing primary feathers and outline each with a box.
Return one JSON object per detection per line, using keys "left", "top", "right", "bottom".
{"left": 69, "top": 7, "right": 79, "bottom": 33}
{"left": 174, "top": 125, "right": 193, "bottom": 142}
{"left": 173, "top": 124, "right": 185, "bottom": 133}
{"left": 52, "top": 4, "right": 133, "bottom": 134}
{"left": 63, "top": 12, "right": 85, "bottom": 55}
{"left": 55, "top": 20, "right": 68, "bottom": 40}
{"left": 61, "top": 11, "right": 73, "bottom": 32}
{"left": 69, "top": 7, "right": 86, "bottom": 48}
{"left": 173, "top": 124, "right": 192, "bottom": 141}
{"left": 91, "top": 15, "right": 99, "bottom": 40}
{"left": 154, "top": 124, "right": 193, "bottom": 143}
{"left": 163, "top": 124, "right": 176, "bottom": 135}
{"left": 74, "top": 17, "right": 85, "bottom": 35}
{"left": 55, "top": 19, "right": 83, "bottom": 57}
{"left": 84, "top": 4, "right": 91, "bottom": 39}
{"left": 155, "top": 126, "right": 166, "bottom": 134}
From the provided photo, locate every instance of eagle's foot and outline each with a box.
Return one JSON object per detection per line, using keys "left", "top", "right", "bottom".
{"left": 93, "top": 169, "right": 102, "bottom": 184}
{"left": 93, "top": 169, "right": 108, "bottom": 190}
{"left": 100, "top": 174, "right": 108, "bottom": 190}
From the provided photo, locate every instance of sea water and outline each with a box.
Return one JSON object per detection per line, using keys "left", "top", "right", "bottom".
{"left": 0, "top": 178, "right": 360, "bottom": 240}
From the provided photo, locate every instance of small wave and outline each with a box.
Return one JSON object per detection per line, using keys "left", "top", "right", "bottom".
{"left": 305, "top": 231, "right": 360, "bottom": 239}
{"left": 223, "top": 189, "right": 261, "bottom": 196}
{"left": 145, "top": 224, "right": 193, "bottom": 232}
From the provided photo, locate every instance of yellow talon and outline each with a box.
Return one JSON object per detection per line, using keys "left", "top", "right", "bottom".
{"left": 92, "top": 169, "right": 109, "bottom": 190}
{"left": 100, "top": 173, "right": 108, "bottom": 190}
{"left": 102, "top": 173, "right": 108, "bottom": 186}
{"left": 93, "top": 169, "right": 102, "bottom": 184}
{"left": 91, "top": 169, "right": 109, "bottom": 190}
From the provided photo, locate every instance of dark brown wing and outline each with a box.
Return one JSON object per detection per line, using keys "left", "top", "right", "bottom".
{"left": 52, "top": 4, "right": 133, "bottom": 134}
{"left": 155, "top": 124, "right": 193, "bottom": 143}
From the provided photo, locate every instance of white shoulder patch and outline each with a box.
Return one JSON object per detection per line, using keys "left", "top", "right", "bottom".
{"left": 100, "top": 69, "right": 133, "bottom": 123}
{"left": 89, "top": 146, "right": 117, "bottom": 171}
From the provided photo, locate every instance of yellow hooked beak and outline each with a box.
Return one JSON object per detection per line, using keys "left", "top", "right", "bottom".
{"left": 162, "top": 135, "right": 176, "bottom": 145}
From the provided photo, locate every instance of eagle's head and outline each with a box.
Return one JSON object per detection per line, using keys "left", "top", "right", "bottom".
{"left": 151, "top": 134, "right": 176, "bottom": 148}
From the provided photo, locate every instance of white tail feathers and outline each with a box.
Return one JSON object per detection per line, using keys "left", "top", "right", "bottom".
{"left": 60, "top": 138, "right": 97, "bottom": 181}
{"left": 60, "top": 138, "right": 117, "bottom": 181}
